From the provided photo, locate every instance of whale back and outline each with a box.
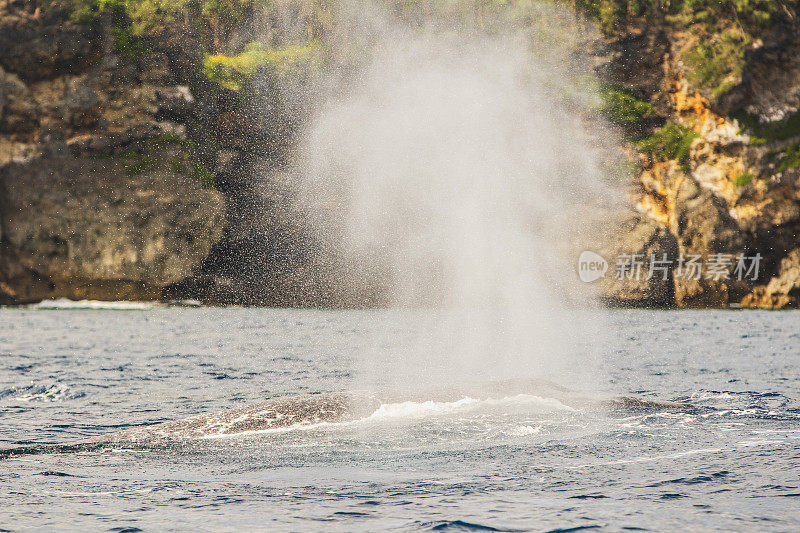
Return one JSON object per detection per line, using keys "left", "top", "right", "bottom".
{"left": 0, "top": 381, "right": 692, "bottom": 457}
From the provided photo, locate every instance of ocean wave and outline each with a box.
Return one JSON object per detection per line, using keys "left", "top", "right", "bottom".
{"left": 0, "top": 383, "right": 84, "bottom": 403}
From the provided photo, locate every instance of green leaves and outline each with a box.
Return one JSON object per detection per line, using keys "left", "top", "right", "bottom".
{"left": 202, "top": 40, "right": 321, "bottom": 90}
{"left": 637, "top": 123, "right": 699, "bottom": 168}
{"left": 682, "top": 30, "right": 746, "bottom": 99}
{"left": 733, "top": 171, "right": 753, "bottom": 187}
{"left": 600, "top": 86, "right": 654, "bottom": 124}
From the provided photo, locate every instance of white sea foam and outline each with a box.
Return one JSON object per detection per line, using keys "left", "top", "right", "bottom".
{"left": 2, "top": 383, "right": 81, "bottom": 403}
{"left": 364, "top": 394, "right": 573, "bottom": 421}
{"left": 511, "top": 425, "right": 544, "bottom": 436}
{"left": 30, "top": 298, "right": 158, "bottom": 310}
{"left": 202, "top": 394, "right": 573, "bottom": 439}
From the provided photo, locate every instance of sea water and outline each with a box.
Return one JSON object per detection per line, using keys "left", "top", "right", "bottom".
{"left": 1, "top": 307, "right": 798, "bottom": 531}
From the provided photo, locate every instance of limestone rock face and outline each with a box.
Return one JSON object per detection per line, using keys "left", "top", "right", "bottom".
{"left": 667, "top": 170, "right": 745, "bottom": 307}
{"left": 0, "top": 67, "right": 39, "bottom": 136}
{"left": 598, "top": 212, "right": 678, "bottom": 307}
{"left": 629, "top": 144, "right": 800, "bottom": 309}
{"left": 0, "top": 0, "right": 226, "bottom": 304}
{"left": 742, "top": 249, "right": 800, "bottom": 309}
{"left": 602, "top": 27, "right": 800, "bottom": 308}
{"left": 690, "top": 118, "right": 749, "bottom": 205}
{"left": 0, "top": 155, "right": 224, "bottom": 303}
{"left": 2, "top": 0, "right": 800, "bottom": 309}
{"left": 743, "top": 31, "right": 800, "bottom": 122}
{"left": 0, "top": 0, "right": 102, "bottom": 82}
{"left": 592, "top": 29, "right": 669, "bottom": 99}
{"left": 0, "top": 0, "right": 331, "bottom": 306}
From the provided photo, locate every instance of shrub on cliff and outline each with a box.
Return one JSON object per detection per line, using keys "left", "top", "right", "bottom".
{"left": 570, "top": 0, "right": 784, "bottom": 34}
{"left": 600, "top": 85, "right": 654, "bottom": 124}
{"left": 775, "top": 143, "right": 800, "bottom": 173}
{"left": 59, "top": 0, "right": 266, "bottom": 51}
{"left": 733, "top": 170, "right": 754, "bottom": 187}
{"left": 637, "top": 122, "right": 699, "bottom": 167}
{"left": 682, "top": 28, "right": 747, "bottom": 98}
{"left": 66, "top": 0, "right": 188, "bottom": 32}
{"left": 569, "top": 0, "right": 796, "bottom": 99}
{"left": 202, "top": 40, "right": 321, "bottom": 90}
{"left": 735, "top": 111, "right": 800, "bottom": 145}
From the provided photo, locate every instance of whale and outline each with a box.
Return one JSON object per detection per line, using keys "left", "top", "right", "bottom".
{"left": 0, "top": 379, "right": 691, "bottom": 459}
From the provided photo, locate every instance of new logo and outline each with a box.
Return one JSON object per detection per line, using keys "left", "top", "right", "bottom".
{"left": 577, "top": 251, "right": 608, "bottom": 283}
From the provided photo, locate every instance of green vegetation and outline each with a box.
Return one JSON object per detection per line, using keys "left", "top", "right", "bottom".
{"left": 202, "top": 40, "right": 321, "bottom": 89}
{"left": 114, "top": 133, "right": 215, "bottom": 189}
{"left": 201, "top": 0, "right": 257, "bottom": 29}
{"left": 124, "top": 155, "right": 158, "bottom": 175}
{"left": 567, "top": 0, "right": 790, "bottom": 101}
{"left": 58, "top": 0, "right": 162, "bottom": 62}
{"left": 63, "top": 0, "right": 188, "bottom": 33}
{"left": 124, "top": 151, "right": 216, "bottom": 188}
{"left": 110, "top": 25, "right": 147, "bottom": 61}
{"left": 198, "top": 0, "right": 280, "bottom": 50}
{"left": 682, "top": 29, "right": 747, "bottom": 98}
{"left": 733, "top": 171, "right": 753, "bottom": 187}
{"left": 569, "top": 0, "right": 784, "bottom": 35}
{"left": 150, "top": 133, "right": 216, "bottom": 188}
{"left": 123, "top": 0, "right": 188, "bottom": 33}
{"left": 662, "top": 0, "right": 778, "bottom": 29}
{"left": 775, "top": 143, "right": 800, "bottom": 173}
{"left": 734, "top": 111, "right": 800, "bottom": 146}
{"left": 600, "top": 85, "right": 654, "bottom": 124}
{"left": 150, "top": 131, "right": 188, "bottom": 145}
{"left": 148, "top": 131, "right": 201, "bottom": 152}
{"left": 637, "top": 122, "right": 699, "bottom": 167}
{"left": 189, "top": 162, "right": 216, "bottom": 189}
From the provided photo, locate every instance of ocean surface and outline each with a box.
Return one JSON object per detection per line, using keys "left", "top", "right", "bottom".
{"left": 1, "top": 306, "right": 799, "bottom": 531}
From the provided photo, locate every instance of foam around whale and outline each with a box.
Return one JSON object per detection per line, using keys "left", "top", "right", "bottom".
{"left": 0, "top": 380, "right": 691, "bottom": 458}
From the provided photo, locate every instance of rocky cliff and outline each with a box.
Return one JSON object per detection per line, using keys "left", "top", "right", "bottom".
{"left": 588, "top": 1, "right": 800, "bottom": 308}
{"left": 0, "top": 0, "right": 798, "bottom": 307}
{"left": 0, "top": 0, "right": 227, "bottom": 303}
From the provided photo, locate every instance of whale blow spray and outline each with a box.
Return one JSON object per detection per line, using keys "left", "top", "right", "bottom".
{"left": 294, "top": 0, "right": 621, "bottom": 390}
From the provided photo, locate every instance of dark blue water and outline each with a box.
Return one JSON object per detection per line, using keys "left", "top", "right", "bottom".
{"left": 1, "top": 307, "right": 799, "bottom": 531}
